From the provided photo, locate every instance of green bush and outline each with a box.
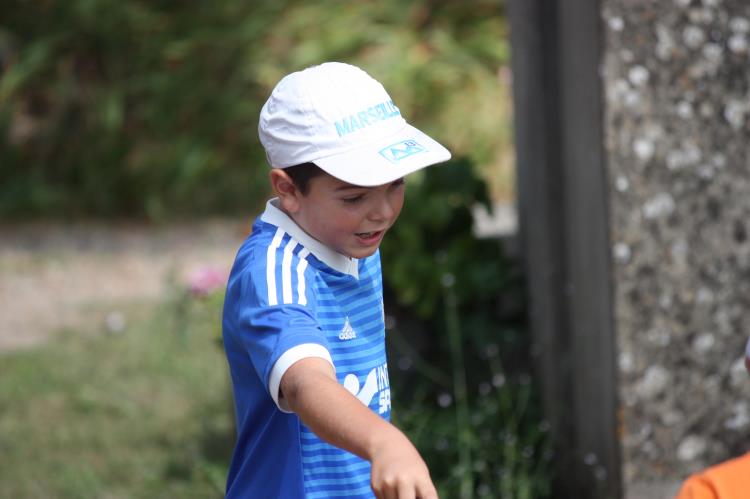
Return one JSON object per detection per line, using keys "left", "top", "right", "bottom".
{"left": 0, "top": 1, "right": 274, "bottom": 219}
{"left": 381, "top": 159, "right": 552, "bottom": 498}
{"left": 0, "top": 0, "right": 512, "bottom": 219}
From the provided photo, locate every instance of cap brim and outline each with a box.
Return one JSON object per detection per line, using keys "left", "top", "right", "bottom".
{"left": 313, "top": 124, "right": 452, "bottom": 187}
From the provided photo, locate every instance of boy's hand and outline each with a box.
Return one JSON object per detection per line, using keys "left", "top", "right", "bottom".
{"left": 369, "top": 429, "right": 439, "bottom": 499}
{"left": 281, "top": 358, "right": 438, "bottom": 498}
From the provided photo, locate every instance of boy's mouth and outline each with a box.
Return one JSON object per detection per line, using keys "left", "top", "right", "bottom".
{"left": 355, "top": 230, "right": 384, "bottom": 242}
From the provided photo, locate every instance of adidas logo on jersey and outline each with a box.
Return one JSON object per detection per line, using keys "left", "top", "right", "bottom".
{"left": 339, "top": 317, "right": 357, "bottom": 340}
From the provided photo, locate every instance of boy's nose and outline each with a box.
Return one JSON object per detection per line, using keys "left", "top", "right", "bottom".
{"left": 369, "top": 196, "right": 395, "bottom": 221}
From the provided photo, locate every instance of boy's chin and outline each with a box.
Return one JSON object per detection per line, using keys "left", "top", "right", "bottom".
{"left": 344, "top": 245, "right": 380, "bottom": 259}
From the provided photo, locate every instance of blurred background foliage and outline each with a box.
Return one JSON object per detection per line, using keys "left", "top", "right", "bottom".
{"left": 0, "top": 0, "right": 513, "bottom": 220}
{"left": 382, "top": 161, "right": 551, "bottom": 497}
{"left": 0, "top": 1, "right": 550, "bottom": 497}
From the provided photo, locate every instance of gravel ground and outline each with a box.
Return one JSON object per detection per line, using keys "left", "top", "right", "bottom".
{"left": 0, "top": 219, "right": 249, "bottom": 351}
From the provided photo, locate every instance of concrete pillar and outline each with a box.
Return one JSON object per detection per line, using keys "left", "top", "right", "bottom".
{"left": 509, "top": 1, "right": 750, "bottom": 497}
{"left": 602, "top": 1, "right": 750, "bottom": 496}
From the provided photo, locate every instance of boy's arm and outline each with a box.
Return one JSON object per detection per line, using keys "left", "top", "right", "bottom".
{"left": 281, "top": 357, "right": 438, "bottom": 499}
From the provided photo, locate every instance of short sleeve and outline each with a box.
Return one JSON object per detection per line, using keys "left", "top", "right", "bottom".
{"left": 233, "top": 245, "right": 333, "bottom": 412}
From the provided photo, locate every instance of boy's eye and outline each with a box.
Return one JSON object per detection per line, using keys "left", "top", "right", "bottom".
{"left": 342, "top": 194, "right": 364, "bottom": 204}
{"left": 391, "top": 178, "right": 406, "bottom": 187}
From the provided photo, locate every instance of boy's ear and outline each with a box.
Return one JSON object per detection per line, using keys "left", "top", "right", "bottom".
{"left": 269, "top": 169, "right": 301, "bottom": 213}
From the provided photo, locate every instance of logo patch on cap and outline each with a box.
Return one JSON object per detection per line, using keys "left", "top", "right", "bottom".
{"left": 379, "top": 139, "right": 427, "bottom": 163}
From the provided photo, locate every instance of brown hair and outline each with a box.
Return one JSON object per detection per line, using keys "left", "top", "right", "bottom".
{"left": 283, "top": 162, "right": 326, "bottom": 195}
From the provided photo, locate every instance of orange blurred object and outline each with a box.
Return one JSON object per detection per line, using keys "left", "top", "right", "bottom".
{"left": 675, "top": 452, "right": 750, "bottom": 499}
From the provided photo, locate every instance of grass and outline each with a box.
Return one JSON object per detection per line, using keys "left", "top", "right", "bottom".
{"left": 0, "top": 295, "right": 233, "bottom": 499}
{"left": 0, "top": 286, "right": 551, "bottom": 499}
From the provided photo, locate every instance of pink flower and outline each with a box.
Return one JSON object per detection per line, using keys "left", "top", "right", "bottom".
{"left": 187, "top": 266, "right": 228, "bottom": 297}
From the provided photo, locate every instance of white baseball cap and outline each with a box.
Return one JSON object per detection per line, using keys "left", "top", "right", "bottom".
{"left": 258, "top": 62, "right": 451, "bottom": 187}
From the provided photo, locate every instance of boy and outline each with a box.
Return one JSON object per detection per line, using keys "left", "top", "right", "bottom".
{"left": 222, "top": 62, "right": 451, "bottom": 498}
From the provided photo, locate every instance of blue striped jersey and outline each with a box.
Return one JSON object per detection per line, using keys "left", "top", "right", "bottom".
{"left": 222, "top": 199, "right": 391, "bottom": 498}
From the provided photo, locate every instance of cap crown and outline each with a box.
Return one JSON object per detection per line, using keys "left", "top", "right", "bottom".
{"left": 259, "top": 62, "right": 407, "bottom": 168}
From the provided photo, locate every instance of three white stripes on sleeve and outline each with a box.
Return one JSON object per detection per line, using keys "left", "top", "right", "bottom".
{"left": 266, "top": 228, "right": 310, "bottom": 306}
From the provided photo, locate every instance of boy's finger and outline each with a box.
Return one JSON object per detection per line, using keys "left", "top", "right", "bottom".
{"left": 396, "top": 482, "right": 416, "bottom": 499}
{"left": 373, "top": 483, "right": 389, "bottom": 499}
{"left": 416, "top": 480, "right": 439, "bottom": 499}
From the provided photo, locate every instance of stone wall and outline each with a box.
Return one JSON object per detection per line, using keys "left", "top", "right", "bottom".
{"left": 601, "top": 0, "right": 750, "bottom": 492}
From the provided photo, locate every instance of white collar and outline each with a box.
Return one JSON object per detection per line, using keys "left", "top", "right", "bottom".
{"left": 260, "top": 198, "right": 359, "bottom": 278}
